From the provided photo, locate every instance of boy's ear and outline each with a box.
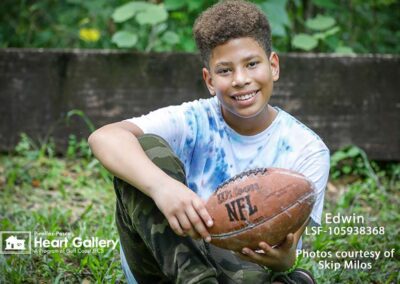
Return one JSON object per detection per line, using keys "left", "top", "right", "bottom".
{"left": 269, "top": 52, "right": 280, "bottom": 82}
{"left": 202, "top": 67, "right": 215, "bottom": 96}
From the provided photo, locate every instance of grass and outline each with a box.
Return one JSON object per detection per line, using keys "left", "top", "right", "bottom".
{"left": 300, "top": 146, "right": 400, "bottom": 283}
{"left": 0, "top": 135, "right": 399, "bottom": 283}
{"left": 0, "top": 134, "right": 124, "bottom": 283}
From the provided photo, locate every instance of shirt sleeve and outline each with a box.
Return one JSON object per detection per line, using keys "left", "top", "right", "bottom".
{"left": 295, "top": 146, "right": 330, "bottom": 226}
{"left": 124, "top": 104, "right": 188, "bottom": 155}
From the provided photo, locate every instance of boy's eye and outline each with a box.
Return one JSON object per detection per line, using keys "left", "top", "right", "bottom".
{"left": 216, "top": 68, "right": 231, "bottom": 75}
{"left": 248, "top": 61, "right": 259, "bottom": 68}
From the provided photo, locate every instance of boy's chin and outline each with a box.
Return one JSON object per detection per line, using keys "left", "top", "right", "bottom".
{"left": 231, "top": 105, "right": 269, "bottom": 120}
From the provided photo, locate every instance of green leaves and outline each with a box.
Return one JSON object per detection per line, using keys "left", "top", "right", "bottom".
{"left": 259, "top": 0, "right": 290, "bottom": 37}
{"left": 112, "top": 2, "right": 152, "bottom": 23}
{"left": 292, "top": 34, "right": 318, "bottom": 51}
{"left": 291, "top": 14, "right": 350, "bottom": 53}
{"left": 335, "top": 46, "right": 355, "bottom": 54}
{"left": 112, "top": 2, "right": 168, "bottom": 25}
{"left": 111, "top": 2, "right": 168, "bottom": 25}
{"left": 164, "top": 0, "right": 186, "bottom": 11}
{"left": 313, "top": 26, "right": 340, "bottom": 40}
{"left": 111, "top": 1, "right": 174, "bottom": 51}
{"left": 2, "top": 0, "right": 398, "bottom": 53}
{"left": 111, "top": 31, "right": 138, "bottom": 48}
{"left": 305, "top": 15, "right": 336, "bottom": 31}
{"left": 162, "top": 31, "right": 179, "bottom": 45}
{"left": 311, "top": 0, "right": 339, "bottom": 9}
{"left": 136, "top": 5, "right": 168, "bottom": 25}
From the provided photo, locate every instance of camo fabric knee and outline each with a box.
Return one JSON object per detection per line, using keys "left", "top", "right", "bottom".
{"left": 114, "top": 134, "right": 219, "bottom": 284}
{"left": 206, "top": 243, "right": 272, "bottom": 283}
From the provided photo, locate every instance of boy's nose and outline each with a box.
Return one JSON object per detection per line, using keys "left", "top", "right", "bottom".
{"left": 232, "top": 69, "right": 250, "bottom": 87}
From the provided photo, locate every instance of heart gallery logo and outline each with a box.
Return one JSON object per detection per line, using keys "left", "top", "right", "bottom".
{"left": 0, "top": 231, "right": 32, "bottom": 254}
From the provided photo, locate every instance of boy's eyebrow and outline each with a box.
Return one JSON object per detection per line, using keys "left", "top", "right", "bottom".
{"left": 242, "top": 54, "right": 261, "bottom": 61}
{"left": 214, "top": 62, "right": 230, "bottom": 68}
{"left": 214, "top": 54, "right": 262, "bottom": 67}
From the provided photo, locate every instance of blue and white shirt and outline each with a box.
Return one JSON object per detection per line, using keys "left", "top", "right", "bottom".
{"left": 126, "top": 96, "right": 330, "bottom": 226}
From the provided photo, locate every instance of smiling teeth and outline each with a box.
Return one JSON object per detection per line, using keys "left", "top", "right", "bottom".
{"left": 235, "top": 91, "right": 257, "bottom": 101}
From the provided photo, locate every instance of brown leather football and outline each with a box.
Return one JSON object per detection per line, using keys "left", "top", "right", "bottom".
{"left": 205, "top": 168, "right": 316, "bottom": 251}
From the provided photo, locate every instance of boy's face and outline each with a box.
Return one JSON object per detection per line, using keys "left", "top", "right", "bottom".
{"left": 203, "top": 37, "right": 279, "bottom": 133}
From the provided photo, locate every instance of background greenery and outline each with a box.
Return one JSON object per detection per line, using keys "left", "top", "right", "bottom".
{"left": 1, "top": 0, "right": 399, "bottom": 53}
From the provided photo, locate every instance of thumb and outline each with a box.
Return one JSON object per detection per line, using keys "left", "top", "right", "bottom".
{"left": 281, "top": 233, "right": 294, "bottom": 250}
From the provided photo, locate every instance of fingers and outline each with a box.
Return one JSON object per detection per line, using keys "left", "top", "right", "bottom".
{"left": 240, "top": 247, "right": 267, "bottom": 263}
{"left": 169, "top": 213, "right": 198, "bottom": 238}
{"left": 177, "top": 212, "right": 193, "bottom": 235}
{"left": 234, "top": 251, "right": 253, "bottom": 262}
{"left": 185, "top": 206, "right": 211, "bottom": 242}
{"left": 258, "top": 241, "right": 274, "bottom": 255}
{"left": 159, "top": 186, "right": 213, "bottom": 240}
{"left": 238, "top": 235, "right": 297, "bottom": 267}
{"left": 258, "top": 234, "right": 293, "bottom": 255}
{"left": 238, "top": 242, "right": 276, "bottom": 262}
{"left": 169, "top": 216, "right": 185, "bottom": 236}
{"left": 280, "top": 233, "right": 294, "bottom": 250}
{"left": 192, "top": 199, "right": 213, "bottom": 228}
{"left": 171, "top": 198, "right": 213, "bottom": 241}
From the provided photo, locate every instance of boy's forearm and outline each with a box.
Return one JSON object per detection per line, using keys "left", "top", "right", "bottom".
{"left": 88, "top": 126, "right": 171, "bottom": 198}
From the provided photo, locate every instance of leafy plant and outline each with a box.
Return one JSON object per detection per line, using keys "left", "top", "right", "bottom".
{"left": 258, "top": 0, "right": 291, "bottom": 38}
{"left": 109, "top": 0, "right": 214, "bottom": 52}
{"left": 291, "top": 14, "right": 353, "bottom": 53}
{"left": 287, "top": 0, "right": 400, "bottom": 53}
{"left": 111, "top": 1, "right": 177, "bottom": 51}
{"left": 330, "top": 145, "right": 382, "bottom": 189}
{"left": 66, "top": 109, "right": 95, "bottom": 133}
{"left": 1, "top": 0, "right": 398, "bottom": 53}
{"left": 66, "top": 109, "right": 96, "bottom": 160}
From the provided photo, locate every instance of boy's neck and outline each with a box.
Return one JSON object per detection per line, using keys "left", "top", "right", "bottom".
{"left": 222, "top": 104, "right": 278, "bottom": 136}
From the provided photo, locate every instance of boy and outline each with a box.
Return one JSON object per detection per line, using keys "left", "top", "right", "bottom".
{"left": 89, "top": 0, "right": 329, "bottom": 283}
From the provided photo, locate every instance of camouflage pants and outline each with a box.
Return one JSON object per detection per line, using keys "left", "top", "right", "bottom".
{"left": 114, "top": 134, "right": 272, "bottom": 284}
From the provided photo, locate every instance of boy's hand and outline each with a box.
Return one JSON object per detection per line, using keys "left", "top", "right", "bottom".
{"left": 236, "top": 233, "right": 297, "bottom": 272}
{"left": 151, "top": 178, "right": 214, "bottom": 242}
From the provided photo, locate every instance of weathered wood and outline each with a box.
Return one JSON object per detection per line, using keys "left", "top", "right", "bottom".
{"left": 0, "top": 49, "right": 399, "bottom": 160}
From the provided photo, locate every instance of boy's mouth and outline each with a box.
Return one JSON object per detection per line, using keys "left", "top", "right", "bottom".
{"left": 232, "top": 90, "right": 259, "bottom": 101}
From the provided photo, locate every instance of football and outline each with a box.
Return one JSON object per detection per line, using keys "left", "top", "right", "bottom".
{"left": 205, "top": 168, "right": 316, "bottom": 251}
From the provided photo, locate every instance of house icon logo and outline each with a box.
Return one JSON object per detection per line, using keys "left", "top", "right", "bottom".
{"left": 5, "top": 235, "right": 25, "bottom": 250}
{"left": 1, "top": 231, "right": 31, "bottom": 254}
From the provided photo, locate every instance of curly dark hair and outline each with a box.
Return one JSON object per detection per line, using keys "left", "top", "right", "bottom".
{"left": 193, "top": 0, "right": 272, "bottom": 67}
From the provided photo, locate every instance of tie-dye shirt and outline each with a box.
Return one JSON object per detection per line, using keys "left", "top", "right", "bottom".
{"left": 127, "top": 96, "right": 330, "bottom": 226}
